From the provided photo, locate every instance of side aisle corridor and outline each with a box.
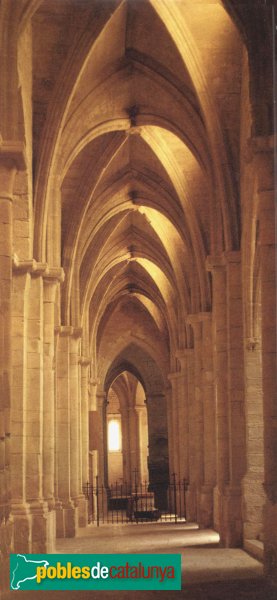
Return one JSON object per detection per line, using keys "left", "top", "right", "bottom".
{"left": 0, "top": 0, "right": 276, "bottom": 597}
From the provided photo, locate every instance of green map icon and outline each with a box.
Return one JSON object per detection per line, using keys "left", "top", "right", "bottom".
{"left": 10, "top": 554, "right": 49, "bottom": 590}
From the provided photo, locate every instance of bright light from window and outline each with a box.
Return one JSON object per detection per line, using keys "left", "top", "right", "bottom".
{"left": 108, "top": 419, "right": 121, "bottom": 452}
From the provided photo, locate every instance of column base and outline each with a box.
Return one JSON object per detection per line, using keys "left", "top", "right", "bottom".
{"left": 243, "top": 521, "right": 264, "bottom": 541}
{"left": 75, "top": 495, "right": 88, "bottom": 528}
{"left": 199, "top": 485, "right": 214, "bottom": 528}
{"left": 0, "top": 515, "right": 14, "bottom": 593}
{"left": 242, "top": 475, "right": 265, "bottom": 542}
{"left": 12, "top": 502, "right": 32, "bottom": 553}
{"left": 213, "top": 485, "right": 221, "bottom": 533}
{"left": 221, "top": 486, "right": 243, "bottom": 547}
{"left": 264, "top": 500, "right": 277, "bottom": 584}
{"left": 56, "top": 500, "right": 77, "bottom": 538}
{"left": 12, "top": 501, "right": 56, "bottom": 554}
{"left": 186, "top": 484, "right": 197, "bottom": 521}
{"left": 29, "top": 500, "right": 55, "bottom": 553}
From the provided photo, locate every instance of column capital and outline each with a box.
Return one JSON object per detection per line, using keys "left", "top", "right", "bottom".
{"left": 206, "top": 254, "right": 225, "bottom": 272}
{"left": 243, "top": 135, "right": 274, "bottom": 165}
{"left": 245, "top": 337, "right": 260, "bottom": 352}
{"left": 145, "top": 391, "right": 165, "bottom": 400}
{"left": 71, "top": 327, "right": 82, "bottom": 339}
{"left": 0, "top": 141, "right": 27, "bottom": 170}
{"left": 55, "top": 325, "right": 72, "bottom": 337}
{"left": 55, "top": 325, "right": 82, "bottom": 339}
{"left": 249, "top": 134, "right": 274, "bottom": 155}
{"left": 43, "top": 268, "right": 65, "bottom": 303}
{"left": 188, "top": 311, "right": 212, "bottom": 323}
{"left": 176, "top": 348, "right": 193, "bottom": 358}
{"left": 96, "top": 392, "right": 107, "bottom": 410}
{"left": 206, "top": 253, "right": 241, "bottom": 276}
{"left": 187, "top": 319, "right": 202, "bottom": 348}
{"left": 12, "top": 256, "right": 65, "bottom": 282}
{"left": 257, "top": 189, "right": 274, "bottom": 210}
{"left": 90, "top": 378, "right": 100, "bottom": 387}
{"left": 249, "top": 135, "right": 274, "bottom": 191}
{"left": 176, "top": 348, "right": 193, "bottom": 370}
{"left": 257, "top": 190, "right": 275, "bottom": 245}
{"left": 43, "top": 267, "right": 65, "bottom": 284}
{"left": 79, "top": 356, "right": 91, "bottom": 367}
{"left": 13, "top": 255, "right": 48, "bottom": 275}
{"left": 167, "top": 372, "right": 180, "bottom": 382}
{"left": 223, "top": 250, "right": 241, "bottom": 264}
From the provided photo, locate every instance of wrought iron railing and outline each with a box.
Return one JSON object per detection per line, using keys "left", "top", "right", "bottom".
{"left": 83, "top": 474, "right": 188, "bottom": 526}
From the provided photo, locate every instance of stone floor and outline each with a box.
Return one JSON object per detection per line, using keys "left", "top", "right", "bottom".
{"left": 5, "top": 522, "right": 277, "bottom": 600}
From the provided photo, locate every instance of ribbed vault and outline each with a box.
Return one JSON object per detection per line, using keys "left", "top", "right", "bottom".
{"left": 27, "top": 0, "right": 248, "bottom": 380}
{"left": 17, "top": 1, "right": 248, "bottom": 393}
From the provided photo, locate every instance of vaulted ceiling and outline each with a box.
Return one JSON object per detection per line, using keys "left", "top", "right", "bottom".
{"left": 21, "top": 0, "right": 256, "bottom": 381}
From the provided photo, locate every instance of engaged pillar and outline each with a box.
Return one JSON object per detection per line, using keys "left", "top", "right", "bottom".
{"left": 199, "top": 314, "right": 216, "bottom": 528}
{"left": 222, "top": 251, "right": 246, "bottom": 546}
{"left": 206, "top": 256, "right": 229, "bottom": 537}
{"left": 55, "top": 326, "right": 77, "bottom": 538}
{"left": 0, "top": 144, "right": 26, "bottom": 566}
{"left": 42, "top": 268, "right": 64, "bottom": 545}
{"left": 254, "top": 139, "right": 277, "bottom": 582}
{"left": 187, "top": 315, "right": 204, "bottom": 524}
{"left": 79, "top": 356, "right": 90, "bottom": 525}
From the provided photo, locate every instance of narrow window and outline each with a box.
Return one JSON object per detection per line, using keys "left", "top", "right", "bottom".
{"left": 108, "top": 419, "right": 121, "bottom": 452}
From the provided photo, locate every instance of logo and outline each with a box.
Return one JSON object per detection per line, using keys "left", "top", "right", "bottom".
{"left": 11, "top": 555, "right": 50, "bottom": 590}
{"left": 10, "top": 553, "right": 181, "bottom": 590}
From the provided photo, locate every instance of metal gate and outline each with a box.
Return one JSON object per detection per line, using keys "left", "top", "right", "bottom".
{"left": 83, "top": 474, "right": 188, "bottom": 526}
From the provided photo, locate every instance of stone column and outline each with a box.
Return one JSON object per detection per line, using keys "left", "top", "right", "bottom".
{"left": 96, "top": 391, "right": 108, "bottom": 487}
{"left": 10, "top": 266, "right": 31, "bottom": 552}
{"left": 95, "top": 391, "right": 108, "bottom": 517}
{"left": 206, "top": 256, "right": 229, "bottom": 536}
{"left": 173, "top": 351, "right": 190, "bottom": 518}
{"left": 128, "top": 405, "right": 140, "bottom": 483}
{"left": 79, "top": 356, "right": 90, "bottom": 525}
{"left": 199, "top": 313, "right": 216, "bottom": 528}
{"left": 135, "top": 405, "right": 148, "bottom": 484}
{"left": 185, "top": 349, "right": 197, "bottom": 521}
{"left": 69, "top": 328, "right": 87, "bottom": 526}
{"left": 222, "top": 251, "right": 246, "bottom": 546}
{"left": 0, "top": 143, "right": 26, "bottom": 574}
{"left": 187, "top": 315, "right": 204, "bottom": 524}
{"left": 120, "top": 405, "right": 131, "bottom": 483}
{"left": 141, "top": 403, "right": 149, "bottom": 483}
{"left": 88, "top": 376, "right": 98, "bottom": 495}
{"left": 167, "top": 374, "right": 180, "bottom": 479}
{"left": 243, "top": 338, "right": 265, "bottom": 541}
{"left": 25, "top": 269, "right": 51, "bottom": 552}
{"left": 165, "top": 384, "right": 174, "bottom": 479}
{"left": 11, "top": 259, "right": 57, "bottom": 552}
{"left": 175, "top": 353, "right": 189, "bottom": 483}
{"left": 186, "top": 314, "right": 216, "bottom": 527}
{"left": 146, "top": 393, "right": 169, "bottom": 510}
{"left": 254, "top": 140, "right": 277, "bottom": 582}
{"left": 55, "top": 326, "right": 77, "bottom": 537}
{"left": 207, "top": 251, "right": 247, "bottom": 544}
{"left": 69, "top": 329, "right": 81, "bottom": 502}
{"left": 42, "top": 268, "right": 63, "bottom": 546}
